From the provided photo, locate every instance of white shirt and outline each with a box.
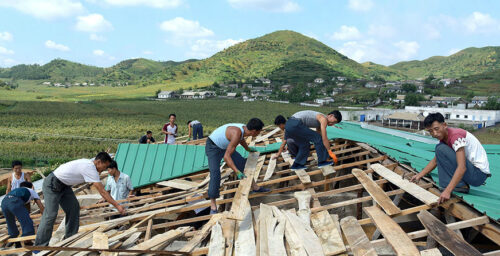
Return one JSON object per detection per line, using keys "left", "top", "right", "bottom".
{"left": 53, "top": 159, "right": 101, "bottom": 186}
{"left": 27, "top": 188, "right": 40, "bottom": 202}
{"left": 11, "top": 172, "right": 25, "bottom": 190}
{"left": 444, "top": 127, "right": 490, "bottom": 175}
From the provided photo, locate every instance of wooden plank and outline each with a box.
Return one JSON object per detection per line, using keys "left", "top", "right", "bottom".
{"left": 417, "top": 210, "right": 482, "bottom": 256}
{"left": 234, "top": 199, "right": 256, "bottom": 256}
{"left": 294, "top": 169, "right": 311, "bottom": 184}
{"left": 253, "top": 155, "right": 266, "bottom": 182}
{"left": 420, "top": 248, "right": 442, "bottom": 256}
{"left": 229, "top": 152, "right": 260, "bottom": 220}
{"left": 124, "top": 226, "right": 190, "bottom": 255}
{"left": 274, "top": 208, "right": 307, "bottom": 256}
{"left": 352, "top": 168, "right": 401, "bottom": 215}
{"left": 310, "top": 211, "right": 346, "bottom": 256}
{"left": 281, "top": 151, "right": 294, "bottom": 165}
{"left": 364, "top": 206, "right": 420, "bottom": 255}
{"left": 283, "top": 210, "right": 325, "bottom": 256}
{"left": 208, "top": 222, "right": 225, "bottom": 256}
{"left": 263, "top": 156, "right": 276, "bottom": 181}
{"left": 319, "top": 165, "right": 336, "bottom": 176}
{"left": 267, "top": 206, "right": 287, "bottom": 256}
{"left": 91, "top": 232, "right": 116, "bottom": 256}
{"left": 120, "top": 232, "right": 142, "bottom": 249}
{"left": 294, "top": 191, "right": 311, "bottom": 226}
{"left": 259, "top": 204, "right": 272, "bottom": 256}
{"left": 156, "top": 179, "right": 199, "bottom": 190}
{"left": 339, "top": 216, "right": 377, "bottom": 256}
{"left": 371, "top": 163, "right": 439, "bottom": 206}
{"left": 180, "top": 213, "right": 225, "bottom": 253}
{"left": 220, "top": 218, "right": 236, "bottom": 256}
{"left": 144, "top": 218, "right": 153, "bottom": 241}
{"left": 255, "top": 127, "right": 281, "bottom": 142}
{"left": 25, "top": 246, "right": 189, "bottom": 255}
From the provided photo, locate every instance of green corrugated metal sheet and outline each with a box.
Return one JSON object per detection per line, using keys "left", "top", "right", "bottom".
{"left": 114, "top": 142, "right": 282, "bottom": 188}
{"left": 328, "top": 122, "right": 500, "bottom": 220}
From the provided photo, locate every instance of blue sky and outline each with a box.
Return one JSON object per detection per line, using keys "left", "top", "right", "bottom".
{"left": 0, "top": 0, "right": 499, "bottom": 67}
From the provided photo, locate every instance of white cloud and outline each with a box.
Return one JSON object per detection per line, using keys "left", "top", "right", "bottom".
{"left": 228, "top": 0, "right": 299, "bottom": 13}
{"left": 0, "top": 46, "right": 14, "bottom": 55}
{"left": 338, "top": 39, "right": 376, "bottom": 62}
{"left": 93, "top": 49, "right": 105, "bottom": 56}
{"left": 160, "top": 17, "right": 214, "bottom": 38}
{"left": 347, "top": 0, "right": 373, "bottom": 12}
{"left": 90, "top": 33, "right": 106, "bottom": 41}
{"left": 0, "top": 0, "right": 84, "bottom": 20}
{"left": 143, "top": 50, "right": 153, "bottom": 55}
{"left": 0, "top": 32, "right": 13, "bottom": 41}
{"left": 45, "top": 40, "right": 70, "bottom": 51}
{"left": 367, "top": 25, "right": 396, "bottom": 38}
{"left": 423, "top": 24, "right": 440, "bottom": 39}
{"left": 393, "top": 41, "right": 419, "bottom": 60}
{"left": 0, "top": 57, "right": 16, "bottom": 67}
{"left": 100, "top": 0, "right": 182, "bottom": 8}
{"left": 464, "top": 12, "right": 499, "bottom": 33}
{"left": 331, "top": 25, "right": 362, "bottom": 41}
{"left": 448, "top": 48, "right": 461, "bottom": 56}
{"left": 76, "top": 14, "right": 113, "bottom": 33}
{"left": 187, "top": 38, "right": 244, "bottom": 58}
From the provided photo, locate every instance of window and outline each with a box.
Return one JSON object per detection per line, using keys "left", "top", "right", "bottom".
{"left": 464, "top": 115, "right": 468, "bottom": 118}
{"left": 456, "top": 115, "right": 460, "bottom": 118}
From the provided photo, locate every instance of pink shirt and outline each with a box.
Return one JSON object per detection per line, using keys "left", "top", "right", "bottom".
{"left": 442, "top": 127, "right": 490, "bottom": 175}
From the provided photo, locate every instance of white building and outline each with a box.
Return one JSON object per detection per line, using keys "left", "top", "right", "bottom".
{"left": 180, "top": 91, "right": 216, "bottom": 99}
{"left": 157, "top": 91, "right": 176, "bottom": 99}
{"left": 471, "top": 96, "right": 489, "bottom": 107}
{"left": 314, "top": 78, "right": 325, "bottom": 84}
{"left": 364, "top": 82, "right": 380, "bottom": 88}
{"left": 405, "top": 106, "right": 500, "bottom": 128}
{"left": 314, "top": 97, "right": 334, "bottom": 105}
{"left": 430, "top": 96, "right": 461, "bottom": 105}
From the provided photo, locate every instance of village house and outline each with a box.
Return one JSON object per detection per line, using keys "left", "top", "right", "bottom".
{"left": 430, "top": 96, "right": 461, "bottom": 105}
{"left": 393, "top": 94, "right": 406, "bottom": 104}
{"left": 364, "top": 82, "right": 380, "bottom": 88}
{"left": 314, "top": 97, "right": 334, "bottom": 105}
{"left": 281, "top": 84, "right": 292, "bottom": 93}
{"left": 180, "top": 91, "right": 216, "bottom": 99}
{"left": 471, "top": 96, "right": 489, "bottom": 107}
{"left": 226, "top": 92, "right": 237, "bottom": 99}
{"left": 42, "top": 81, "right": 51, "bottom": 85}
{"left": 440, "top": 78, "right": 460, "bottom": 87}
{"left": 157, "top": 91, "right": 177, "bottom": 99}
{"left": 336, "top": 76, "right": 347, "bottom": 81}
{"left": 314, "top": 78, "right": 325, "bottom": 84}
{"left": 385, "top": 85, "right": 402, "bottom": 94}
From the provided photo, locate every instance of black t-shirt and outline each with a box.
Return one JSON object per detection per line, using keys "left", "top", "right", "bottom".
{"left": 139, "top": 135, "right": 155, "bottom": 144}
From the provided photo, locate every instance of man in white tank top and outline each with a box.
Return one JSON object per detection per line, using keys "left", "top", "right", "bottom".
{"left": 284, "top": 110, "right": 342, "bottom": 170}
{"left": 6, "top": 160, "right": 31, "bottom": 194}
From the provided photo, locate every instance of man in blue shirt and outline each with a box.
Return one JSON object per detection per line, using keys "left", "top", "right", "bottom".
{"left": 1, "top": 181, "right": 44, "bottom": 247}
{"left": 102, "top": 160, "right": 134, "bottom": 218}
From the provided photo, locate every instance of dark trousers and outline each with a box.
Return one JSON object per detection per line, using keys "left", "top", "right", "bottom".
{"left": 206, "top": 138, "right": 246, "bottom": 198}
{"left": 285, "top": 118, "right": 327, "bottom": 165}
{"left": 193, "top": 124, "right": 204, "bottom": 140}
{"left": 435, "top": 143, "right": 488, "bottom": 190}
{"left": 286, "top": 138, "right": 299, "bottom": 157}
{"left": 1, "top": 196, "right": 34, "bottom": 238}
{"left": 35, "top": 173, "right": 80, "bottom": 246}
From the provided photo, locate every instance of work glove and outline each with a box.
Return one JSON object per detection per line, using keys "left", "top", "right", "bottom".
{"left": 328, "top": 150, "right": 338, "bottom": 165}
{"left": 237, "top": 172, "right": 246, "bottom": 180}
{"left": 187, "top": 138, "right": 191, "bottom": 141}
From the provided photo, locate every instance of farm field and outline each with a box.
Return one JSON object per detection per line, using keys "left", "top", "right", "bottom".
{"left": 0, "top": 99, "right": 333, "bottom": 168}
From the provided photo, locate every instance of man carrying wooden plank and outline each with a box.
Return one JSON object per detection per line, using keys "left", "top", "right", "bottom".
{"left": 206, "top": 118, "right": 270, "bottom": 214}
{"left": 283, "top": 110, "right": 342, "bottom": 170}
{"left": 34, "top": 152, "right": 126, "bottom": 247}
{"left": 411, "top": 113, "right": 491, "bottom": 203}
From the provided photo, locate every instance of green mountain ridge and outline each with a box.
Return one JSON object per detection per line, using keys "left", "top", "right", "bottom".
{"left": 1, "top": 31, "right": 499, "bottom": 87}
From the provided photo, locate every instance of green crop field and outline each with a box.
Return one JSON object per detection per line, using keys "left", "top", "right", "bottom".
{"left": 0, "top": 99, "right": 334, "bottom": 168}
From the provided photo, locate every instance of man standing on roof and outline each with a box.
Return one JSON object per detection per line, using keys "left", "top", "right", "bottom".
{"left": 162, "top": 114, "right": 177, "bottom": 144}
{"left": 187, "top": 120, "right": 204, "bottom": 141}
{"left": 206, "top": 118, "right": 270, "bottom": 214}
{"left": 35, "top": 152, "right": 125, "bottom": 247}
{"left": 285, "top": 110, "right": 342, "bottom": 170}
{"left": 410, "top": 113, "right": 491, "bottom": 203}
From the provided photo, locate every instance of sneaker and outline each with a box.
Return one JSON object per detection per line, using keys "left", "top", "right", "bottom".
{"left": 290, "top": 163, "right": 306, "bottom": 170}
{"left": 252, "top": 187, "right": 271, "bottom": 193}
{"left": 318, "top": 161, "right": 334, "bottom": 168}
{"left": 210, "top": 209, "right": 218, "bottom": 215}
{"left": 454, "top": 184, "right": 470, "bottom": 194}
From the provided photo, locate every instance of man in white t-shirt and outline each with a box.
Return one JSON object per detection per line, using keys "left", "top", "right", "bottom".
{"left": 35, "top": 152, "right": 125, "bottom": 247}
{"left": 411, "top": 113, "right": 491, "bottom": 204}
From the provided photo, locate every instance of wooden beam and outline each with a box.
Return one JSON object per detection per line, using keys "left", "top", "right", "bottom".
{"left": 208, "top": 222, "right": 225, "bottom": 256}
{"left": 180, "top": 213, "right": 225, "bottom": 253}
{"left": 420, "top": 248, "right": 442, "bottom": 256}
{"left": 352, "top": 168, "right": 401, "bottom": 215}
{"left": 234, "top": 199, "right": 256, "bottom": 256}
{"left": 364, "top": 206, "right": 420, "bottom": 255}
{"left": 263, "top": 155, "right": 276, "bottom": 181}
{"left": 371, "top": 163, "right": 439, "bottom": 206}
{"left": 283, "top": 210, "right": 324, "bottom": 256}
{"left": 417, "top": 210, "right": 482, "bottom": 256}
{"left": 156, "top": 179, "right": 199, "bottom": 190}
{"left": 229, "top": 152, "right": 260, "bottom": 220}
{"left": 310, "top": 211, "right": 346, "bottom": 255}
{"left": 339, "top": 216, "right": 376, "bottom": 256}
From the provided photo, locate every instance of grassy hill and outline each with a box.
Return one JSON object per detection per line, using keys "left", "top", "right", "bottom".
{"left": 0, "top": 59, "right": 103, "bottom": 81}
{"left": 390, "top": 47, "right": 500, "bottom": 79}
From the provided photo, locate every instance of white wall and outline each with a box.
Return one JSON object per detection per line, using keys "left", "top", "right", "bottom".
{"left": 405, "top": 106, "right": 500, "bottom": 123}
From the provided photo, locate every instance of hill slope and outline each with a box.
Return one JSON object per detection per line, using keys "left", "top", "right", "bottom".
{"left": 390, "top": 47, "right": 500, "bottom": 79}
